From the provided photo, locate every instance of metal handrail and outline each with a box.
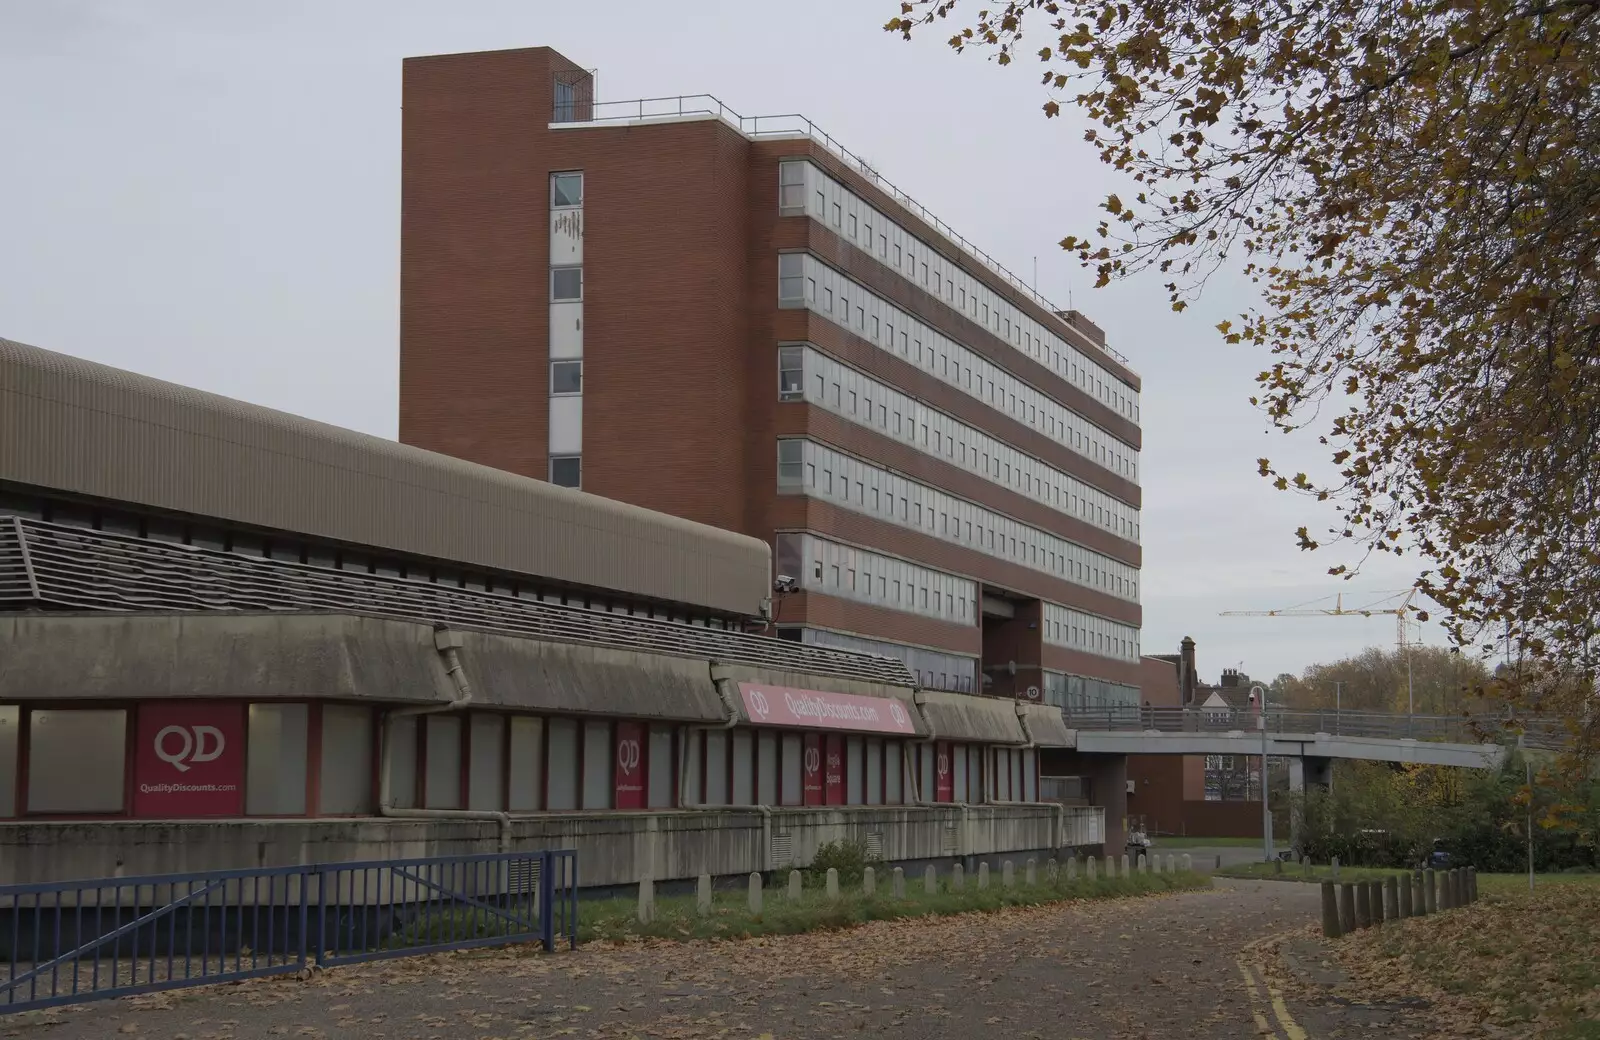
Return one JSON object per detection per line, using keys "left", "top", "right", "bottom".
{"left": 1066, "top": 705, "right": 1569, "bottom": 750}
{"left": 568, "top": 94, "right": 1132, "bottom": 368}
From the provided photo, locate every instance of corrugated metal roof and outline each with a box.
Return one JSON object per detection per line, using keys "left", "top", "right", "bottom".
{"left": 0, "top": 336, "right": 770, "bottom": 615}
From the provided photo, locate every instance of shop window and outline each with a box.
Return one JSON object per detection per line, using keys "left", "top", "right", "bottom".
{"left": 246, "top": 703, "right": 308, "bottom": 815}
{"left": 781, "top": 732, "right": 803, "bottom": 805}
{"left": 648, "top": 725, "right": 675, "bottom": 808}
{"left": 469, "top": 714, "right": 506, "bottom": 811}
{"left": 508, "top": 717, "right": 545, "bottom": 811}
{"left": 582, "top": 720, "right": 611, "bottom": 810}
{"left": 320, "top": 705, "right": 373, "bottom": 815}
{"left": 388, "top": 716, "right": 419, "bottom": 809}
{"left": 704, "top": 730, "right": 729, "bottom": 806}
{"left": 547, "top": 718, "right": 579, "bottom": 809}
{"left": 28, "top": 709, "right": 126, "bottom": 814}
{"left": 425, "top": 715, "right": 462, "bottom": 810}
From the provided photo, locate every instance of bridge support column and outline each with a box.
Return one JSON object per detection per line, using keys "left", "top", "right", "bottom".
{"left": 1288, "top": 756, "right": 1333, "bottom": 852}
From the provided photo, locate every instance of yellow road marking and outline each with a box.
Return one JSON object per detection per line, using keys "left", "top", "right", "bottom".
{"left": 1235, "top": 959, "right": 1280, "bottom": 1038}
{"left": 1263, "top": 973, "right": 1310, "bottom": 1040}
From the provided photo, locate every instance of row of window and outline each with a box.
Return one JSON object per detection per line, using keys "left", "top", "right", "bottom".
{"left": 0, "top": 701, "right": 1043, "bottom": 819}
{"left": 0, "top": 496, "right": 743, "bottom": 629}
{"left": 786, "top": 626, "right": 978, "bottom": 695}
{"left": 778, "top": 160, "right": 1140, "bottom": 424}
{"left": 549, "top": 170, "right": 585, "bottom": 490}
{"left": 781, "top": 344, "right": 1142, "bottom": 544}
{"left": 1044, "top": 672, "right": 1142, "bottom": 714}
{"left": 777, "top": 252, "right": 1140, "bottom": 483}
{"left": 777, "top": 436, "right": 1140, "bottom": 604}
{"left": 774, "top": 531, "right": 976, "bottom": 626}
{"left": 1042, "top": 602, "right": 1142, "bottom": 664}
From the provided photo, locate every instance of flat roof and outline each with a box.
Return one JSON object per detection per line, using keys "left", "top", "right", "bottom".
{"left": 0, "top": 336, "right": 772, "bottom": 616}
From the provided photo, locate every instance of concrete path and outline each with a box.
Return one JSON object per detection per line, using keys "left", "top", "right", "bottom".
{"left": 5, "top": 879, "right": 1372, "bottom": 1040}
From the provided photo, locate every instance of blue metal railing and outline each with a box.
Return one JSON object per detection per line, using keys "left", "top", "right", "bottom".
{"left": 0, "top": 850, "right": 577, "bottom": 1014}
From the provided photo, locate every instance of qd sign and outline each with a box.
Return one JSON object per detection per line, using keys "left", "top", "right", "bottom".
{"left": 153, "top": 725, "right": 226, "bottom": 773}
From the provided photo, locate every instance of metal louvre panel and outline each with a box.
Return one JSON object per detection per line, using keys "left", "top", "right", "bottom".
{"left": 0, "top": 518, "right": 35, "bottom": 604}
{"left": 0, "top": 518, "right": 916, "bottom": 687}
{"left": 1, "top": 336, "right": 767, "bottom": 616}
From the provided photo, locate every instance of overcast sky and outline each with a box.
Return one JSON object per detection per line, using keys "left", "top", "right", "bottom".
{"left": 0, "top": 0, "right": 1443, "bottom": 684}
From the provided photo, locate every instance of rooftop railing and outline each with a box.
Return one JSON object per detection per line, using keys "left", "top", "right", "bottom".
{"left": 1068, "top": 705, "right": 1570, "bottom": 750}
{"left": 562, "top": 93, "right": 1131, "bottom": 367}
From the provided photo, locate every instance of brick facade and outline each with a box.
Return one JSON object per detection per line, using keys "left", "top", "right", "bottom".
{"left": 400, "top": 45, "right": 1145, "bottom": 702}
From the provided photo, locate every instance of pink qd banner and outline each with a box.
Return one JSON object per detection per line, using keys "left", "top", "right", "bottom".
{"left": 737, "top": 683, "right": 917, "bottom": 735}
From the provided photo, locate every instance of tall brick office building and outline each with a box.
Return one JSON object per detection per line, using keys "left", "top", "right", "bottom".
{"left": 399, "top": 46, "right": 1144, "bottom": 725}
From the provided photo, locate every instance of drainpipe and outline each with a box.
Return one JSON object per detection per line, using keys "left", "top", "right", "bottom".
{"left": 379, "top": 624, "right": 512, "bottom": 851}
{"left": 676, "top": 665, "right": 772, "bottom": 874}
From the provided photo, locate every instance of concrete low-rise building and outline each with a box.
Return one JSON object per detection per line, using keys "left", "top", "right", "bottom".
{"left": 0, "top": 336, "right": 1101, "bottom": 886}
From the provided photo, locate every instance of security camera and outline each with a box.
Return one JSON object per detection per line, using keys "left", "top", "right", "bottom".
{"left": 773, "top": 575, "right": 798, "bottom": 594}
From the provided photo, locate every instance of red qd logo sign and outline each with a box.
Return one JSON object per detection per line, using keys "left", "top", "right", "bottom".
{"left": 134, "top": 703, "right": 245, "bottom": 818}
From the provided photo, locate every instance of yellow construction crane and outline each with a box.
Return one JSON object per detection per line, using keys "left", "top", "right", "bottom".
{"left": 1220, "top": 589, "right": 1424, "bottom": 714}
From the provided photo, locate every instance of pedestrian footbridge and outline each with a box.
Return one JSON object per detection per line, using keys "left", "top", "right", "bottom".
{"left": 1068, "top": 707, "right": 1562, "bottom": 773}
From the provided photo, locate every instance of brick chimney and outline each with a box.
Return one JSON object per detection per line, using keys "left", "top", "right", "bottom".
{"left": 1179, "top": 636, "right": 1197, "bottom": 705}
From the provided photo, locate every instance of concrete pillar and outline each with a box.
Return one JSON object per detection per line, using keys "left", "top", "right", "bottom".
{"left": 1353, "top": 883, "right": 1371, "bottom": 929}
{"left": 953, "top": 862, "right": 966, "bottom": 891}
{"left": 1086, "top": 856, "right": 1097, "bottom": 881}
{"left": 1121, "top": 854, "right": 1131, "bottom": 877}
{"left": 1002, "top": 861, "right": 1015, "bottom": 889}
{"left": 825, "top": 867, "right": 840, "bottom": 900}
{"left": 1424, "top": 869, "right": 1438, "bottom": 914}
{"left": 1288, "top": 756, "right": 1306, "bottom": 851}
{"left": 1138, "top": 854, "right": 1148, "bottom": 874}
{"left": 1026, "top": 859, "right": 1038, "bottom": 886}
{"left": 1320, "top": 881, "right": 1341, "bottom": 938}
{"left": 1067, "top": 857, "right": 1079, "bottom": 881}
{"left": 1181, "top": 854, "right": 1192, "bottom": 872}
{"left": 638, "top": 877, "right": 655, "bottom": 925}
{"left": 1383, "top": 876, "right": 1398, "bottom": 922}
{"left": 788, "top": 869, "right": 802, "bottom": 901}
{"left": 1338, "top": 883, "right": 1356, "bottom": 934}
{"left": 1398, "top": 874, "right": 1413, "bottom": 918}
{"left": 1165, "top": 854, "right": 1176, "bottom": 874}
{"left": 892, "top": 867, "right": 905, "bottom": 899}
{"left": 696, "top": 874, "right": 712, "bottom": 916}
{"left": 924, "top": 865, "right": 937, "bottom": 895}
{"left": 748, "top": 872, "right": 763, "bottom": 915}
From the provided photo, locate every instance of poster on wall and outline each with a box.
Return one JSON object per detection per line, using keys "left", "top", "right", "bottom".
{"left": 823, "top": 734, "right": 844, "bottom": 805}
{"left": 133, "top": 702, "right": 246, "bottom": 817}
{"left": 934, "top": 741, "right": 955, "bottom": 802}
{"left": 614, "top": 721, "right": 646, "bottom": 810}
{"left": 802, "top": 733, "right": 823, "bottom": 805}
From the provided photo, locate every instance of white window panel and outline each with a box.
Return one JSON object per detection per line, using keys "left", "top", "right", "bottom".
{"left": 1043, "top": 602, "right": 1142, "bottom": 664}
{"left": 788, "top": 160, "right": 1141, "bottom": 425}
{"left": 550, "top": 301, "right": 583, "bottom": 358}
{"left": 548, "top": 395, "right": 583, "bottom": 455}
{"left": 775, "top": 531, "right": 975, "bottom": 626}
{"left": 776, "top": 437, "right": 1138, "bottom": 602}
{"left": 783, "top": 345, "right": 1141, "bottom": 545}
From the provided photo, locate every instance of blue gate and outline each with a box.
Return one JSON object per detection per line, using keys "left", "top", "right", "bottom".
{"left": 0, "top": 849, "right": 578, "bottom": 1014}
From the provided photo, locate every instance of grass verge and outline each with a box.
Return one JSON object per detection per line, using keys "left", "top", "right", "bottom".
{"left": 1326, "top": 882, "right": 1600, "bottom": 1039}
{"left": 581, "top": 869, "right": 1209, "bottom": 943}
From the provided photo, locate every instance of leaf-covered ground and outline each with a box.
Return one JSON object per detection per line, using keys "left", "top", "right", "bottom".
{"left": 1263, "top": 877, "right": 1600, "bottom": 1039}
{"left": 8, "top": 879, "right": 1326, "bottom": 1040}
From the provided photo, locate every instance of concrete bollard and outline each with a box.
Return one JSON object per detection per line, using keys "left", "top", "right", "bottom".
{"left": 1138, "top": 854, "right": 1148, "bottom": 874}
{"left": 1320, "top": 880, "right": 1342, "bottom": 938}
{"left": 1383, "top": 877, "right": 1398, "bottom": 922}
{"left": 788, "top": 869, "right": 803, "bottom": 901}
{"left": 1338, "top": 883, "right": 1356, "bottom": 935}
{"left": 1086, "top": 856, "right": 1097, "bottom": 881}
{"left": 953, "top": 863, "right": 966, "bottom": 892}
{"left": 924, "top": 865, "right": 937, "bottom": 895}
{"left": 1026, "top": 859, "right": 1038, "bottom": 886}
{"left": 638, "top": 877, "right": 656, "bottom": 925}
{"left": 1424, "top": 869, "right": 1438, "bottom": 914}
{"left": 1167, "top": 854, "right": 1177, "bottom": 874}
{"left": 1454, "top": 868, "right": 1466, "bottom": 907}
{"left": 1215, "top": 853, "right": 1223, "bottom": 870}
{"left": 892, "top": 866, "right": 905, "bottom": 899}
{"left": 863, "top": 866, "right": 876, "bottom": 897}
{"left": 1467, "top": 866, "right": 1478, "bottom": 903}
{"left": 1369, "top": 881, "right": 1384, "bottom": 924}
{"left": 696, "top": 873, "right": 713, "bottom": 917}
{"left": 976, "top": 862, "right": 988, "bottom": 889}
{"left": 1398, "top": 874, "right": 1413, "bottom": 918}
{"left": 1273, "top": 858, "right": 1283, "bottom": 875}
{"left": 1181, "top": 854, "right": 1192, "bottom": 872}
{"left": 1046, "top": 858, "right": 1059, "bottom": 883}
{"left": 1067, "top": 857, "right": 1079, "bottom": 881}
{"left": 1122, "top": 854, "right": 1132, "bottom": 877}
{"left": 1439, "top": 869, "right": 1452, "bottom": 910}
{"left": 748, "top": 872, "right": 763, "bottom": 915}
{"left": 1331, "top": 856, "right": 1341, "bottom": 881}
{"left": 825, "top": 867, "right": 840, "bottom": 900}
{"left": 1105, "top": 855, "right": 1117, "bottom": 879}
{"left": 1303, "top": 858, "right": 1313, "bottom": 878}
{"left": 1002, "top": 861, "right": 1015, "bottom": 889}
{"left": 1353, "top": 882, "right": 1371, "bottom": 929}
{"left": 1413, "top": 871, "right": 1428, "bottom": 916}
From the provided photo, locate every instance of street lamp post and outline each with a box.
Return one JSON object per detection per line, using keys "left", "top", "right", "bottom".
{"left": 1254, "top": 684, "right": 1274, "bottom": 863}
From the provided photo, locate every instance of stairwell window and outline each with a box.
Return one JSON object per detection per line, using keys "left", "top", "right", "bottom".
{"left": 551, "top": 266, "right": 582, "bottom": 301}
{"left": 549, "top": 456, "right": 581, "bottom": 489}
{"left": 551, "top": 172, "right": 583, "bottom": 208}
{"left": 550, "top": 360, "right": 583, "bottom": 395}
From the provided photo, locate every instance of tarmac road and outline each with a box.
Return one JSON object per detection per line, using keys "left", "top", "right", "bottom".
{"left": 7, "top": 878, "right": 1363, "bottom": 1040}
